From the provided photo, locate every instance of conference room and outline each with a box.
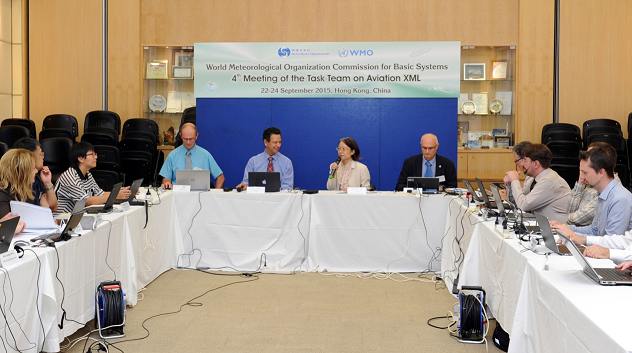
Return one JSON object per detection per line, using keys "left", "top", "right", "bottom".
{"left": 0, "top": 1, "right": 631, "bottom": 352}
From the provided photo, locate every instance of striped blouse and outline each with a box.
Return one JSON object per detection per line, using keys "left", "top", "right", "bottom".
{"left": 54, "top": 167, "right": 104, "bottom": 214}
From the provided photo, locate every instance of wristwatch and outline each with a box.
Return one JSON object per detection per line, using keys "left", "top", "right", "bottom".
{"left": 44, "top": 185, "right": 54, "bottom": 192}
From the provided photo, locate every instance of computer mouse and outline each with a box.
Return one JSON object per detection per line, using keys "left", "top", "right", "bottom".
{"left": 236, "top": 186, "right": 243, "bottom": 192}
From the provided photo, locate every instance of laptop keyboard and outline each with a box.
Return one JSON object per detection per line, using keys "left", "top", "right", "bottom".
{"left": 595, "top": 268, "right": 632, "bottom": 282}
{"left": 557, "top": 243, "right": 585, "bottom": 254}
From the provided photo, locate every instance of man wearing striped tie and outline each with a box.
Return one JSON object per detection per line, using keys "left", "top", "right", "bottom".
{"left": 395, "top": 133, "right": 457, "bottom": 191}
{"left": 160, "top": 123, "right": 225, "bottom": 190}
{"left": 237, "top": 127, "right": 294, "bottom": 191}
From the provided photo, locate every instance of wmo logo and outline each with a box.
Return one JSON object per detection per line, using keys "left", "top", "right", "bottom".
{"left": 338, "top": 47, "right": 374, "bottom": 57}
{"left": 278, "top": 47, "right": 291, "bottom": 57}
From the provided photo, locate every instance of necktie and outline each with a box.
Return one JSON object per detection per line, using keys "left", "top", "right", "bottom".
{"left": 267, "top": 157, "right": 274, "bottom": 172}
{"left": 424, "top": 161, "right": 432, "bottom": 177}
{"left": 529, "top": 179, "right": 537, "bottom": 192}
{"left": 186, "top": 151, "right": 192, "bottom": 170}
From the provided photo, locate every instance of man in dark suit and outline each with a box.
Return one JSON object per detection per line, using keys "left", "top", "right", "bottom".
{"left": 396, "top": 133, "right": 457, "bottom": 191}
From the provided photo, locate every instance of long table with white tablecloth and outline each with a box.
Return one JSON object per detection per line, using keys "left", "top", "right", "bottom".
{"left": 454, "top": 214, "right": 632, "bottom": 353}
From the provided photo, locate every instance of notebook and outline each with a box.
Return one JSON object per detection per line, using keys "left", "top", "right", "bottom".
{"left": 462, "top": 180, "right": 484, "bottom": 203}
{"left": 406, "top": 177, "right": 439, "bottom": 194}
{"left": 558, "top": 232, "right": 632, "bottom": 285}
{"left": 30, "top": 211, "right": 84, "bottom": 242}
{"left": 86, "top": 182, "right": 123, "bottom": 214}
{"left": 249, "top": 172, "right": 281, "bottom": 192}
{"left": 0, "top": 217, "right": 19, "bottom": 254}
{"left": 176, "top": 170, "right": 210, "bottom": 191}
{"left": 115, "top": 178, "right": 144, "bottom": 205}
{"left": 534, "top": 212, "right": 585, "bottom": 255}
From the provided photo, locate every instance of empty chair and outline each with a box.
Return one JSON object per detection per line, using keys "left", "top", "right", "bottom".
{"left": 545, "top": 141, "right": 582, "bottom": 158}
{"left": 0, "top": 142, "right": 8, "bottom": 159}
{"left": 84, "top": 110, "right": 121, "bottom": 136}
{"left": 550, "top": 162, "right": 580, "bottom": 189}
{"left": 92, "top": 145, "right": 121, "bottom": 175}
{"left": 120, "top": 157, "right": 152, "bottom": 187}
{"left": 586, "top": 133, "right": 627, "bottom": 152}
{"left": 1, "top": 118, "right": 36, "bottom": 138}
{"left": 42, "top": 114, "right": 79, "bottom": 141}
{"left": 0, "top": 125, "right": 31, "bottom": 148}
{"left": 182, "top": 106, "right": 196, "bottom": 117}
{"left": 39, "top": 128, "right": 75, "bottom": 142}
{"left": 542, "top": 130, "right": 582, "bottom": 145}
{"left": 81, "top": 131, "right": 118, "bottom": 147}
{"left": 122, "top": 118, "right": 159, "bottom": 145}
{"left": 181, "top": 113, "right": 196, "bottom": 126}
{"left": 40, "top": 137, "right": 74, "bottom": 183}
{"left": 628, "top": 112, "right": 632, "bottom": 136}
{"left": 615, "top": 164, "right": 631, "bottom": 189}
{"left": 90, "top": 170, "right": 121, "bottom": 192}
{"left": 583, "top": 119, "right": 622, "bottom": 148}
{"left": 541, "top": 123, "right": 580, "bottom": 143}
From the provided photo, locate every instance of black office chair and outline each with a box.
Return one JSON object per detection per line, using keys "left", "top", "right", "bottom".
{"left": 85, "top": 126, "right": 119, "bottom": 144}
{"left": 615, "top": 164, "right": 631, "bottom": 190}
{"left": 39, "top": 128, "right": 76, "bottom": 142}
{"left": 120, "top": 157, "right": 152, "bottom": 187}
{"left": 550, "top": 163, "right": 579, "bottom": 188}
{"left": 0, "top": 142, "right": 8, "bottom": 160}
{"left": 542, "top": 130, "right": 582, "bottom": 145}
{"left": 92, "top": 145, "right": 121, "bottom": 176}
{"left": 541, "top": 123, "right": 580, "bottom": 144}
{"left": 583, "top": 119, "right": 622, "bottom": 149}
{"left": 81, "top": 131, "right": 118, "bottom": 147}
{"left": 122, "top": 118, "right": 159, "bottom": 144}
{"left": 0, "top": 125, "right": 31, "bottom": 148}
{"left": 1, "top": 118, "right": 36, "bottom": 138}
{"left": 84, "top": 110, "right": 121, "bottom": 136}
{"left": 42, "top": 114, "right": 79, "bottom": 141}
{"left": 586, "top": 133, "right": 627, "bottom": 152}
{"left": 119, "top": 137, "right": 157, "bottom": 172}
{"left": 40, "top": 137, "right": 74, "bottom": 183}
{"left": 181, "top": 112, "right": 196, "bottom": 126}
{"left": 545, "top": 141, "right": 582, "bottom": 158}
{"left": 90, "top": 170, "right": 121, "bottom": 192}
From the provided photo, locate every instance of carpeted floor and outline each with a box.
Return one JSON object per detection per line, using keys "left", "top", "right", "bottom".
{"left": 63, "top": 270, "right": 503, "bottom": 352}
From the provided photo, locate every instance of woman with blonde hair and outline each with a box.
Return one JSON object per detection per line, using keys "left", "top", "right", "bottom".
{"left": 0, "top": 148, "right": 41, "bottom": 218}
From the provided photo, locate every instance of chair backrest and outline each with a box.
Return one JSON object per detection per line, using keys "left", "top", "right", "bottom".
{"left": 93, "top": 145, "right": 121, "bottom": 166}
{"left": 122, "top": 131, "right": 157, "bottom": 145}
{"left": 583, "top": 119, "right": 622, "bottom": 147}
{"left": 615, "top": 164, "right": 631, "bottom": 189}
{"left": 39, "top": 128, "right": 75, "bottom": 142}
{"left": 41, "top": 137, "right": 74, "bottom": 182}
{"left": 181, "top": 113, "right": 196, "bottom": 126}
{"left": 541, "top": 123, "right": 580, "bottom": 143}
{"left": 182, "top": 106, "right": 196, "bottom": 117}
{"left": 84, "top": 110, "right": 121, "bottom": 135}
{"left": 0, "top": 125, "right": 31, "bottom": 148}
{"left": 542, "top": 130, "right": 582, "bottom": 144}
{"left": 550, "top": 163, "right": 579, "bottom": 188}
{"left": 545, "top": 141, "right": 582, "bottom": 158}
{"left": 586, "top": 133, "right": 627, "bottom": 152}
{"left": 0, "top": 142, "right": 8, "bottom": 159}
{"left": 42, "top": 114, "right": 78, "bottom": 139}
{"left": 120, "top": 157, "right": 152, "bottom": 186}
{"left": 90, "top": 170, "right": 121, "bottom": 192}
{"left": 1, "top": 118, "right": 36, "bottom": 138}
{"left": 122, "top": 118, "right": 159, "bottom": 144}
{"left": 628, "top": 112, "right": 632, "bottom": 136}
{"left": 81, "top": 131, "right": 118, "bottom": 147}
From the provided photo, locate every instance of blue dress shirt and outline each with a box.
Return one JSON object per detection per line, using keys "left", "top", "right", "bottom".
{"left": 570, "top": 179, "right": 632, "bottom": 236}
{"left": 241, "top": 151, "right": 294, "bottom": 190}
{"left": 421, "top": 156, "right": 436, "bottom": 177}
{"left": 159, "top": 144, "right": 223, "bottom": 184}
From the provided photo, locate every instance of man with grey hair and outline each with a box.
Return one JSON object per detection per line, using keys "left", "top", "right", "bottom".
{"left": 396, "top": 133, "right": 457, "bottom": 191}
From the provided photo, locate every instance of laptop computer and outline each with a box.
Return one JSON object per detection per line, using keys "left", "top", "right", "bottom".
{"left": 462, "top": 180, "right": 485, "bottom": 203}
{"left": 534, "top": 212, "right": 585, "bottom": 255}
{"left": 0, "top": 216, "right": 19, "bottom": 254}
{"left": 176, "top": 170, "right": 211, "bottom": 191}
{"left": 249, "top": 172, "right": 281, "bottom": 192}
{"left": 406, "top": 177, "right": 439, "bottom": 194}
{"left": 115, "top": 178, "right": 144, "bottom": 206}
{"left": 475, "top": 178, "right": 498, "bottom": 210}
{"left": 86, "top": 182, "right": 123, "bottom": 214}
{"left": 558, "top": 232, "right": 632, "bottom": 285}
{"left": 31, "top": 211, "right": 84, "bottom": 242}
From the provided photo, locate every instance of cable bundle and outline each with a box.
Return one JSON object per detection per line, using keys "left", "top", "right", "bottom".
{"left": 96, "top": 281, "right": 125, "bottom": 338}
{"left": 458, "top": 286, "right": 487, "bottom": 344}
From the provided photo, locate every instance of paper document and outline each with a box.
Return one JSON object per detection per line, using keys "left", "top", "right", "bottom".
{"left": 10, "top": 201, "right": 60, "bottom": 230}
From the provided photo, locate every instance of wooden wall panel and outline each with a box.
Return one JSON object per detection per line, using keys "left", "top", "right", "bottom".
{"left": 515, "top": 0, "right": 555, "bottom": 144}
{"left": 29, "top": 0, "right": 101, "bottom": 133}
{"left": 559, "top": 0, "right": 632, "bottom": 137}
{"left": 108, "top": 0, "right": 141, "bottom": 120}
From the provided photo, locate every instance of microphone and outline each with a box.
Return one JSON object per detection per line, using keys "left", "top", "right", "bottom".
{"left": 329, "top": 157, "right": 342, "bottom": 179}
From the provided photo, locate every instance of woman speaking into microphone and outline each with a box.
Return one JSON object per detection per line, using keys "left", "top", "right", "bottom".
{"left": 326, "top": 137, "right": 371, "bottom": 191}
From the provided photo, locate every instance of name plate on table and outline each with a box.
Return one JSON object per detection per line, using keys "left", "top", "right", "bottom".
{"left": 120, "top": 202, "right": 131, "bottom": 212}
{"left": 0, "top": 250, "right": 19, "bottom": 268}
{"left": 403, "top": 188, "right": 422, "bottom": 194}
{"left": 247, "top": 186, "right": 265, "bottom": 194}
{"left": 347, "top": 187, "right": 367, "bottom": 195}
{"left": 172, "top": 185, "right": 191, "bottom": 192}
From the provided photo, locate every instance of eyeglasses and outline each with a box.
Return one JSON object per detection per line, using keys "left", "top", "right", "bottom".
{"left": 36, "top": 152, "right": 45, "bottom": 157}
{"left": 336, "top": 147, "right": 350, "bottom": 152}
{"left": 421, "top": 145, "right": 437, "bottom": 151}
{"left": 514, "top": 157, "right": 523, "bottom": 163}
{"left": 86, "top": 152, "right": 98, "bottom": 157}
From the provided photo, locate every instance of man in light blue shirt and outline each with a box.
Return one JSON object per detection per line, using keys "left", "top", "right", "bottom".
{"left": 160, "top": 123, "right": 224, "bottom": 189}
{"left": 552, "top": 145, "right": 632, "bottom": 238}
{"left": 236, "top": 127, "right": 294, "bottom": 190}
